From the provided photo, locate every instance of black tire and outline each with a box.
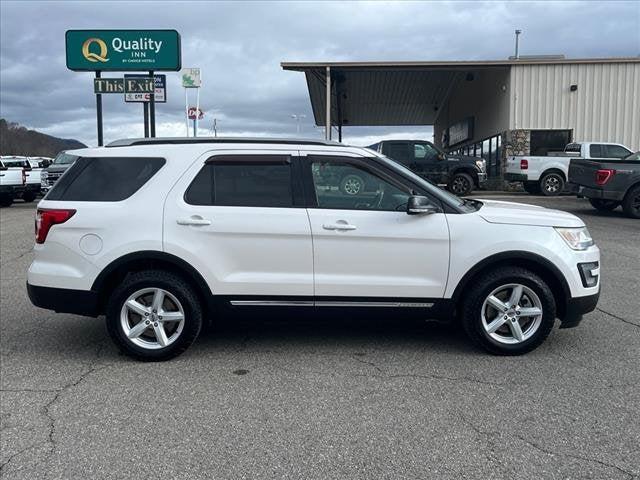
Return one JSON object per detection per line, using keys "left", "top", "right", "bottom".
{"left": 460, "top": 267, "right": 556, "bottom": 355}
{"left": 0, "top": 196, "right": 13, "bottom": 207}
{"left": 340, "top": 174, "right": 365, "bottom": 196}
{"left": 106, "top": 270, "right": 203, "bottom": 361}
{"left": 448, "top": 172, "right": 474, "bottom": 196}
{"left": 621, "top": 184, "right": 640, "bottom": 219}
{"left": 588, "top": 198, "right": 619, "bottom": 212}
{"left": 523, "top": 181, "right": 541, "bottom": 195}
{"left": 22, "top": 192, "right": 37, "bottom": 203}
{"left": 539, "top": 172, "right": 565, "bottom": 196}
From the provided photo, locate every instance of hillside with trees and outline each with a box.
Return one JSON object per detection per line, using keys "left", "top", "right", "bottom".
{"left": 0, "top": 119, "right": 86, "bottom": 157}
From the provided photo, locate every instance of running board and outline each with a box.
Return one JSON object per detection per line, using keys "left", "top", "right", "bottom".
{"left": 230, "top": 300, "right": 434, "bottom": 308}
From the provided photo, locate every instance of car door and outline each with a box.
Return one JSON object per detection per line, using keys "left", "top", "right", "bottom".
{"left": 414, "top": 142, "right": 447, "bottom": 183}
{"left": 303, "top": 153, "right": 450, "bottom": 300}
{"left": 164, "top": 150, "right": 313, "bottom": 297}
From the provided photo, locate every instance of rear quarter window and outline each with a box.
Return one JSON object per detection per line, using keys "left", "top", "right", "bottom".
{"left": 45, "top": 157, "right": 165, "bottom": 201}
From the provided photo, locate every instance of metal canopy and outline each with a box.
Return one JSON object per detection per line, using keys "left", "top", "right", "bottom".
{"left": 282, "top": 58, "right": 640, "bottom": 130}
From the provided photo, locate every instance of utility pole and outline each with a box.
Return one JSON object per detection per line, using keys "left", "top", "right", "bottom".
{"left": 291, "top": 114, "right": 306, "bottom": 134}
{"left": 514, "top": 29, "right": 522, "bottom": 59}
{"left": 212, "top": 118, "right": 218, "bottom": 137}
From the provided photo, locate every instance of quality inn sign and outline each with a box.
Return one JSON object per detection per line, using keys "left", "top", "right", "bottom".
{"left": 66, "top": 30, "right": 181, "bottom": 71}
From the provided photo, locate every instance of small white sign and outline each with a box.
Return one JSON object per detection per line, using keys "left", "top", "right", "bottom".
{"left": 181, "top": 68, "right": 201, "bottom": 88}
{"left": 124, "top": 75, "right": 166, "bottom": 103}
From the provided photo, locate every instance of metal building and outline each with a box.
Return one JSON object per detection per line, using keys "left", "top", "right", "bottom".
{"left": 282, "top": 57, "right": 640, "bottom": 179}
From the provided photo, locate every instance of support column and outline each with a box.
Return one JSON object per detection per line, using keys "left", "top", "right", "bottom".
{"left": 95, "top": 71, "right": 103, "bottom": 146}
{"left": 325, "top": 66, "right": 331, "bottom": 141}
{"left": 148, "top": 70, "right": 156, "bottom": 138}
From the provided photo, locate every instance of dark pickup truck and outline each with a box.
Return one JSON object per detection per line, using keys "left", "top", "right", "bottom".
{"left": 367, "top": 140, "right": 487, "bottom": 196}
{"left": 569, "top": 151, "right": 640, "bottom": 218}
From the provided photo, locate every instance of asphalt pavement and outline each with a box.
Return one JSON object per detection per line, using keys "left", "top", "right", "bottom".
{"left": 1, "top": 195, "right": 639, "bottom": 479}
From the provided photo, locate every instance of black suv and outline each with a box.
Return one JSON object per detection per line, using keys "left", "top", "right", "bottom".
{"left": 368, "top": 140, "right": 487, "bottom": 196}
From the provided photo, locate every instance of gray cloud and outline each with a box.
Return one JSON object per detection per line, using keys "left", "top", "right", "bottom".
{"left": 1, "top": 0, "right": 638, "bottom": 147}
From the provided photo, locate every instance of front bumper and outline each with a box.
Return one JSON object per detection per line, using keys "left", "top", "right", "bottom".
{"left": 476, "top": 172, "right": 487, "bottom": 185}
{"left": 27, "top": 282, "right": 100, "bottom": 317}
{"left": 560, "top": 290, "right": 600, "bottom": 328}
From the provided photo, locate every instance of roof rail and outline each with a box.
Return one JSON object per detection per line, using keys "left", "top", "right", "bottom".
{"left": 106, "top": 137, "right": 344, "bottom": 148}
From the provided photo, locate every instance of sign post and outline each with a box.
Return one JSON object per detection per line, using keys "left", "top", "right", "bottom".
{"left": 182, "top": 68, "right": 202, "bottom": 137}
{"left": 66, "top": 30, "right": 181, "bottom": 145}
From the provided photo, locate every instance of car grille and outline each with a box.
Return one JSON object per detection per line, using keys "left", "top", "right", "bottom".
{"left": 46, "top": 173, "right": 62, "bottom": 186}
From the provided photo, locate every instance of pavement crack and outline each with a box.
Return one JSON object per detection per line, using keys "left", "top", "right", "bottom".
{"left": 351, "top": 354, "right": 383, "bottom": 372}
{"left": 515, "top": 434, "right": 636, "bottom": 479}
{"left": 596, "top": 307, "right": 640, "bottom": 328}
{"left": 0, "top": 341, "right": 111, "bottom": 474}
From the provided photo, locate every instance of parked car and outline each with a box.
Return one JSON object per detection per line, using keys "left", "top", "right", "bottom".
{"left": 505, "top": 142, "right": 633, "bottom": 196}
{"left": 568, "top": 151, "right": 640, "bottom": 218}
{"left": 0, "top": 159, "right": 26, "bottom": 207}
{"left": 0, "top": 157, "right": 44, "bottom": 202}
{"left": 41, "top": 151, "right": 78, "bottom": 194}
{"left": 367, "top": 140, "right": 487, "bottom": 196}
{"left": 28, "top": 137, "right": 600, "bottom": 361}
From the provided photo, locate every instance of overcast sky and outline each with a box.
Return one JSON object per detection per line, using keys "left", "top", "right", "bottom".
{"left": 1, "top": 0, "right": 639, "bottom": 147}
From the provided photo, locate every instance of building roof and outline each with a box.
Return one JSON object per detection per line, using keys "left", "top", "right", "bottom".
{"left": 282, "top": 57, "right": 640, "bottom": 127}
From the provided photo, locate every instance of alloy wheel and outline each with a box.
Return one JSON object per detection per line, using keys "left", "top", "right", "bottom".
{"left": 451, "top": 176, "right": 470, "bottom": 195}
{"left": 120, "top": 288, "right": 185, "bottom": 350}
{"left": 481, "top": 283, "right": 543, "bottom": 345}
{"left": 543, "top": 175, "right": 561, "bottom": 194}
{"left": 344, "top": 177, "right": 362, "bottom": 195}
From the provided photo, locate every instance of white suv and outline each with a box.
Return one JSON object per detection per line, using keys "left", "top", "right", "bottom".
{"left": 27, "top": 138, "right": 600, "bottom": 361}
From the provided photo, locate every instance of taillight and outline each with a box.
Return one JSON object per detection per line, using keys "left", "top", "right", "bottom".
{"left": 35, "top": 209, "right": 76, "bottom": 244}
{"left": 520, "top": 159, "right": 528, "bottom": 170}
{"left": 595, "top": 169, "right": 616, "bottom": 186}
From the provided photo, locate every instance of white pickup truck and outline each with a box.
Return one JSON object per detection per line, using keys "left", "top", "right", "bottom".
{"left": 0, "top": 156, "right": 43, "bottom": 202}
{"left": 505, "top": 141, "right": 633, "bottom": 195}
{"left": 0, "top": 160, "right": 26, "bottom": 207}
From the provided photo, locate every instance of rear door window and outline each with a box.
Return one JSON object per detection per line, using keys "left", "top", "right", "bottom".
{"left": 46, "top": 157, "right": 165, "bottom": 201}
{"left": 589, "top": 144, "right": 604, "bottom": 158}
{"left": 185, "top": 155, "right": 294, "bottom": 207}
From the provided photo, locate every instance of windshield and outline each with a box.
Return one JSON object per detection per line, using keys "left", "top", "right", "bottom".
{"left": 53, "top": 152, "right": 78, "bottom": 165}
{"left": 368, "top": 152, "right": 478, "bottom": 212}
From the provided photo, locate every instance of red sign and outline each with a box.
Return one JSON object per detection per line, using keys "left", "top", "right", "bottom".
{"left": 188, "top": 107, "right": 204, "bottom": 120}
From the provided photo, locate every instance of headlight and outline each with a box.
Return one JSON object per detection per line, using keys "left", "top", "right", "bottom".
{"left": 555, "top": 227, "right": 594, "bottom": 250}
{"left": 475, "top": 159, "right": 486, "bottom": 172}
{"left": 41, "top": 171, "right": 48, "bottom": 180}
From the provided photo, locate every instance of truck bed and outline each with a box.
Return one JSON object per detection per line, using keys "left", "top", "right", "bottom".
{"left": 569, "top": 158, "right": 640, "bottom": 201}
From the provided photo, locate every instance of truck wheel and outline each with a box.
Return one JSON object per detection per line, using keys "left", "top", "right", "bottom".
{"left": 448, "top": 172, "right": 473, "bottom": 196}
{"left": 340, "top": 174, "right": 365, "bottom": 196}
{"left": 588, "top": 198, "right": 619, "bottom": 212}
{"left": 523, "top": 182, "right": 541, "bottom": 195}
{"left": 461, "top": 267, "right": 556, "bottom": 355}
{"left": 540, "top": 172, "right": 564, "bottom": 196}
{"left": 621, "top": 184, "right": 640, "bottom": 219}
{"left": 106, "top": 270, "right": 203, "bottom": 361}
{"left": 0, "top": 196, "right": 13, "bottom": 207}
{"left": 22, "top": 192, "right": 37, "bottom": 203}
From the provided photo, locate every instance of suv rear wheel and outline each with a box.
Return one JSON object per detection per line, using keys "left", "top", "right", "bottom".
{"left": 461, "top": 267, "right": 556, "bottom": 355}
{"left": 106, "top": 270, "right": 203, "bottom": 361}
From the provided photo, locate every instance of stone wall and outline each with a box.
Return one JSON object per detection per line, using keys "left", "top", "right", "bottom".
{"left": 492, "top": 129, "right": 531, "bottom": 191}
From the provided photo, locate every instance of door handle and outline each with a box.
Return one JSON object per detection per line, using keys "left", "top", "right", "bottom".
{"left": 323, "top": 222, "right": 356, "bottom": 231}
{"left": 177, "top": 215, "right": 211, "bottom": 226}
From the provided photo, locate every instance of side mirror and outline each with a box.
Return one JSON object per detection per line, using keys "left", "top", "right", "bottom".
{"left": 407, "top": 195, "right": 438, "bottom": 215}
{"left": 438, "top": 153, "right": 447, "bottom": 161}
{"left": 41, "top": 159, "right": 52, "bottom": 168}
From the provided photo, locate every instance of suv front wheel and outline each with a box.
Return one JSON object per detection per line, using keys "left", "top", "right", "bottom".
{"left": 106, "top": 270, "right": 203, "bottom": 361}
{"left": 448, "top": 172, "right": 474, "bottom": 196}
{"left": 461, "top": 267, "right": 556, "bottom": 355}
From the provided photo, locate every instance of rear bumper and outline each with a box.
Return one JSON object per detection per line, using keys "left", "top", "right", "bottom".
{"left": 505, "top": 173, "right": 528, "bottom": 182}
{"left": 560, "top": 290, "right": 600, "bottom": 328}
{"left": 27, "top": 282, "right": 100, "bottom": 317}
{"left": 577, "top": 185, "right": 625, "bottom": 202}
